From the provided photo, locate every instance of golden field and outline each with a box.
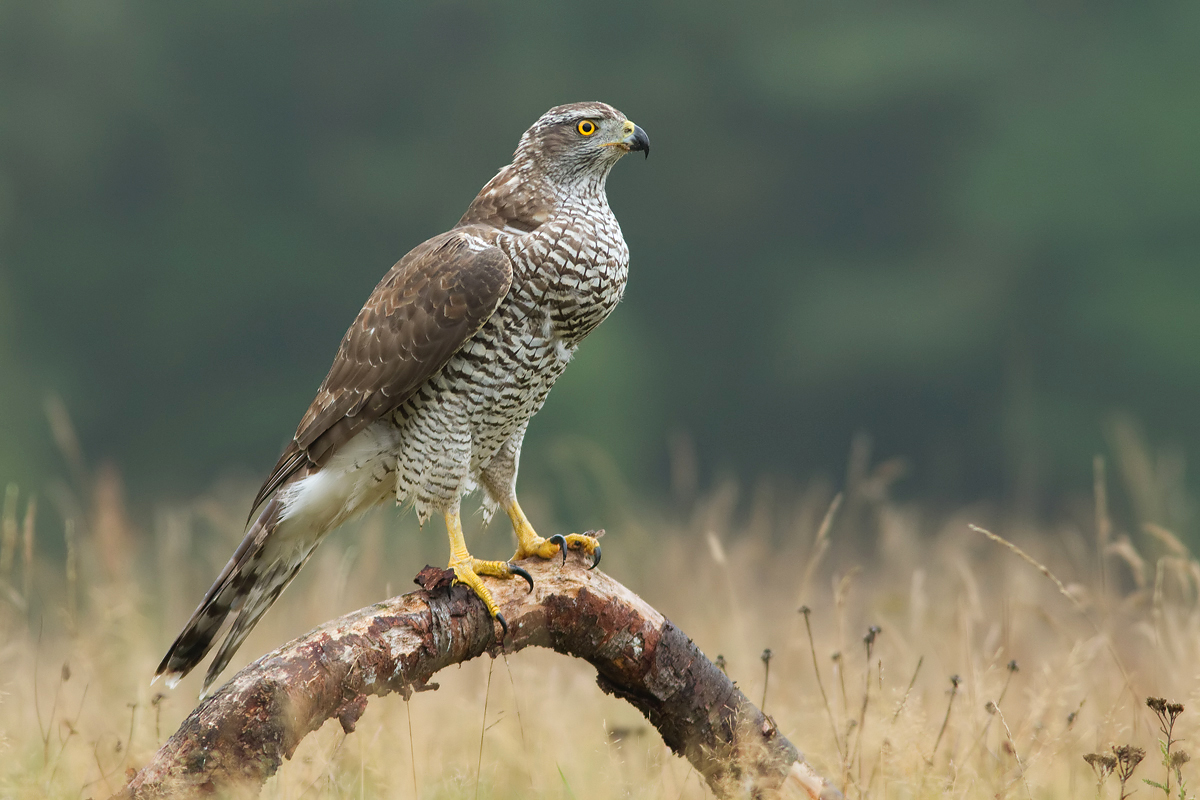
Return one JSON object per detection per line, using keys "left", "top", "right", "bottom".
{"left": 1, "top": 433, "right": 1198, "bottom": 799}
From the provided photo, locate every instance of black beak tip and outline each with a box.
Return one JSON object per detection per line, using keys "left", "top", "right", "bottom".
{"left": 630, "top": 124, "right": 650, "bottom": 159}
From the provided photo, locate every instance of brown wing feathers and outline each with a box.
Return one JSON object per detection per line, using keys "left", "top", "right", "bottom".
{"left": 249, "top": 232, "right": 512, "bottom": 516}
{"left": 162, "top": 232, "right": 512, "bottom": 689}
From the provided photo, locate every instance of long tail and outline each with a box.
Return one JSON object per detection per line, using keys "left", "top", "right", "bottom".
{"left": 154, "top": 497, "right": 321, "bottom": 696}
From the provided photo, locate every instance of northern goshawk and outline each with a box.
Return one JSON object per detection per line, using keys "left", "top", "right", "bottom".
{"left": 156, "top": 102, "right": 649, "bottom": 695}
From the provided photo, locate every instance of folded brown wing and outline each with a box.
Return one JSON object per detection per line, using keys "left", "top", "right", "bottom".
{"left": 249, "top": 231, "right": 513, "bottom": 515}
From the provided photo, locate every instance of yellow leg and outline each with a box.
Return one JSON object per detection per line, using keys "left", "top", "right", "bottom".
{"left": 446, "top": 507, "right": 531, "bottom": 634}
{"left": 506, "top": 499, "right": 601, "bottom": 568}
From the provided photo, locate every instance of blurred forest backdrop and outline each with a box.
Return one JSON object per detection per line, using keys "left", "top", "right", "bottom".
{"left": 1, "top": 3, "right": 1198, "bottom": 530}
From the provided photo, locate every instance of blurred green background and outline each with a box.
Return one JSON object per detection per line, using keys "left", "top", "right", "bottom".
{"left": 1, "top": 3, "right": 1198, "bottom": 523}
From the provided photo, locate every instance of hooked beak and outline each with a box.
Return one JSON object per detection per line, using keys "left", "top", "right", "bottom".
{"left": 625, "top": 122, "right": 650, "bottom": 158}
{"left": 605, "top": 121, "right": 650, "bottom": 159}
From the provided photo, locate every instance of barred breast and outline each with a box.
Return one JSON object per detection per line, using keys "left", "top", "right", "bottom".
{"left": 385, "top": 193, "right": 628, "bottom": 519}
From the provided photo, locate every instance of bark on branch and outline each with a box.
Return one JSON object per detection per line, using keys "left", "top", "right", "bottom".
{"left": 115, "top": 557, "right": 841, "bottom": 799}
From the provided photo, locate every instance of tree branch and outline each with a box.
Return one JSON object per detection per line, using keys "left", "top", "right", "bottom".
{"left": 114, "top": 558, "right": 841, "bottom": 799}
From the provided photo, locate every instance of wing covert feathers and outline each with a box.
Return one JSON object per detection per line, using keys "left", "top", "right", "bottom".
{"left": 249, "top": 232, "right": 512, "bottom": 516}
{"left": 166, "top": 232, "right": 511, "bottom": 693}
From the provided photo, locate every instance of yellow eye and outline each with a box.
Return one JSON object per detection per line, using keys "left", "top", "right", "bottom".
{"left": 577, "top": 120, "right": 597, "bottom": 136}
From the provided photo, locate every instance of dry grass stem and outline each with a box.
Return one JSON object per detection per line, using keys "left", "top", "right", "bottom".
{"left": 798, "top": 493, "right": 842, "bottom": 606}
{"left": 1, "top": 483, "right": 17, "bottom": 575}
{"left": 21, "top": 494, "right": 35, "bottom": 603}
{"left": 992, "top": 703, "right": 1031, "bottom": 800}
{"left": 968, "top": 524, "right": 1081, "bottom": 611}
{"left": 969, "top": 523, "right": 1139, "bottom": 703}
{"left": 1094, "top": 456, "right": 1110, "bottom": 595}
{"left": 1143, "top": 523, "right": 1187, "bottom": 557}
{"left": 891, "top": 655, "right": 923, "bottom": 724}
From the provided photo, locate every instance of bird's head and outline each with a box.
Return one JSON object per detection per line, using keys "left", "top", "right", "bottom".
{"left": 513, "top": 102, "right": 649, "bottom": 188}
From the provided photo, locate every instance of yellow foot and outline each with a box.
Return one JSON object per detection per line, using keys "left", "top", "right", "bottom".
{"left": 504, "top": 500, "right": 603, "bottom": 568}
{"left": 515, "top": 531, "right": 602, "bottom": 569}
{"left": 449, "top": 557, "right": 533, "bottom": 637}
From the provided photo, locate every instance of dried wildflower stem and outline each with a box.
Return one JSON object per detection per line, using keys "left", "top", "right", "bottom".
{"left": 1113, "top": 744, "right": 1145, "bottom": 800}
{"left": 114, "top": 560, "right": 842, "bottom": 800}
{"left": 833, "top": 652, "right": 852, "bottom": 769}
{"left": 761, "top": 648, "right": 773, "bottom": 713}
{"left": 930, "top": 675, "right": 961, "bottom": 760}
{"left": 801, "top": 607, "right": 844, "bottom": 763}
{"left": 961, "top": 661, "right": 1018, "bottom": 763}
{"left": 1146, "top": 697, "right": 1185, "bottom": 796}
{"left": 849, "top": 627, "right": 880, "bottom": 784}
{"left": 1083, "top": 752, "right": 1117, "bottom": 797}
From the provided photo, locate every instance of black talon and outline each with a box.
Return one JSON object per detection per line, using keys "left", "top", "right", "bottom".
{"left": 549, "top": 534, "right": 568, "bottom": 565}
{"left": 495, "top": 612, "right": 509, "bottom": 638}
{"left": 509, "top": 562, "right": 534, "bottom": 593}
{"left": 589, "top": 544, "right": 602, "bottom": 570}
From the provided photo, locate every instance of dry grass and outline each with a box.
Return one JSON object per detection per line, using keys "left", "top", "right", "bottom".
{"left": 2, "top": 439, "right": 1200, "bottom": 799}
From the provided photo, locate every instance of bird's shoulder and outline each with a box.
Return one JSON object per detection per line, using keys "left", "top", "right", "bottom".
{"left": 457, "top": 164, "right": 557, "bottom": 235}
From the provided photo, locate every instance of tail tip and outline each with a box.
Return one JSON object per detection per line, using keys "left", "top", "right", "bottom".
{"left": 155, "top": 670, "right": 183, "bottom": 690}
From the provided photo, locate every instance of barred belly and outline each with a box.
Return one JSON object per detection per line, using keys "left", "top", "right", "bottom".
{"left": 381, "top": 306, "right": 567, "bottom": 518}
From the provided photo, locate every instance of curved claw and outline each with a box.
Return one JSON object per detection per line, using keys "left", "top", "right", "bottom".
{"left": 589, "top": 544, "right": 602, "bottom": 570}
{"left": 548, "top": 534, "right": 568, "bottom": 565}
{"left": 508, "top": 562, "right": 534, "bottom": 593}
{"left": 495, "top": 611, "right": 509, "bottom": 639}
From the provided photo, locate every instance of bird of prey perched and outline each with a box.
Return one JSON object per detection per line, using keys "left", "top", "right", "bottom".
{"left": 156, "top": 102, "right": 649, "bottom": 695}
